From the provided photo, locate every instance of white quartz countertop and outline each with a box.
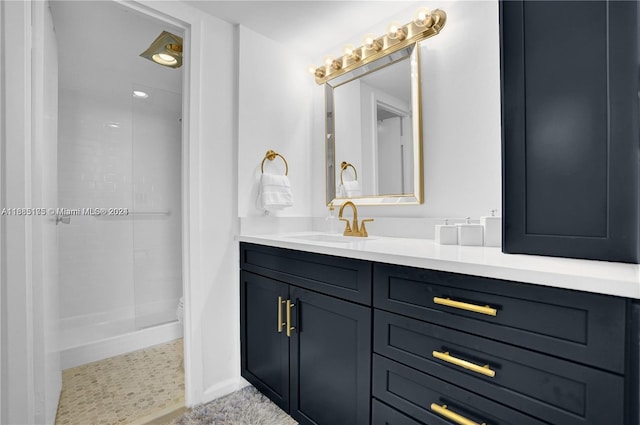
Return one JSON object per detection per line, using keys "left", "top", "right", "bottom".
{"left": 237, "top": 232, "right": 640, "bottom": 299}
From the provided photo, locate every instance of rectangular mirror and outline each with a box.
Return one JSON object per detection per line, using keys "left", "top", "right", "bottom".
{"left": 326, "top": 43, "right": 423, "bottom": 206}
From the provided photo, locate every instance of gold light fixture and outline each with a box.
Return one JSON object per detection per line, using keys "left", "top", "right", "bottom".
{"left": 140, "top": 31, "right": 183, "bottom": 69}
{"left": 386, "top": 21, "right": 407, "bottom": 41}
{"left": 342, "top": 44, "right": 360, "bottom": 61}
{"left": 362, "top": 33, "right": 383, "bottom": 52}
{"left": 309, "top": 8, "right": 446, "bottom": 85}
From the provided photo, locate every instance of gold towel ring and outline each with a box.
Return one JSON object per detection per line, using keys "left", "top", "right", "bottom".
{"left": 340, "top": 161, "right": 358, "bottom": 184}
{"left": 261, "top": 150, "right": 289, "bottom": 176}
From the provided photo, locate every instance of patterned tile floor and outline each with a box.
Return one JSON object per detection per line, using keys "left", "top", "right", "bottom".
{"left": 55, "top": 338, "right": 184, "bottom": 425}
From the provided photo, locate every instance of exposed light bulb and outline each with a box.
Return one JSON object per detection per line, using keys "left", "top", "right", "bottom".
{"left": 362, "top": 33, "right": 381, "bottom": 51}
{"left": 343, "top": 44, "right": 355, "bottom": 56}
{"left": 322, "top": 55, "right": 341, "bottom": 71}
{"left": 414, "top": 7, "right": 434, "bottom": 27}
{"left": 363, "top": 33, "right": 375, "bottom": 47}
{"left": 386, "top": 21, "right": 406, "bottom": 40}
{"left": 307, "top": 64, "right": 325, "bottom": 79}
{"left": 342, "top": 44, "right": 360, "bottom": 62}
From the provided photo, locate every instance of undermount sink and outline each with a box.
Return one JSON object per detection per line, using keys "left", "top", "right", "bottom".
{"left": 286, "top": 234, "right": 374, "bottom": 243}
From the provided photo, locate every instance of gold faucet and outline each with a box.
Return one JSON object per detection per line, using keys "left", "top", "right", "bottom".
{"left": 338, "top": 201, "right": 374, "bottom": 237}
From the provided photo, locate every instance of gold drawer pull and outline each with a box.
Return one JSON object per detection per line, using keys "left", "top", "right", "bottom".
{"left": 277, "top": 296, "right": 286, "bottom": 333}
{"left": 430, "top": 403, "right": 486, "bottom": 425}
{"left": 286, "top": 299, "right": 295, "bottom": 337}
{"left": 432, "top": 351, "right": 496, "bottom": 378}
{"left": 433, "top": 297, "right": 497, "bottom": 316}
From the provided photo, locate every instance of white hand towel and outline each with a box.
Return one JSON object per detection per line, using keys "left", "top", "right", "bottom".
{"left": 342, "top": 180, "right": 361, "bottom": 198}
{"left": 257, "top": 172, "right": 294, "bottom": 211}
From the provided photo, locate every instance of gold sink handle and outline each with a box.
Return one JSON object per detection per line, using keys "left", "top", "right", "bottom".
{"left": 360, "top": 219, "right": 374, "bottom": 237}
{"left": 339, "top": 218, "right": 353, "bottom": 233}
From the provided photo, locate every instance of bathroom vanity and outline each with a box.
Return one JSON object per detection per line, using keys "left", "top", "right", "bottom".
{"left": 238, "top": 234, "right": 640, "bottom": 425}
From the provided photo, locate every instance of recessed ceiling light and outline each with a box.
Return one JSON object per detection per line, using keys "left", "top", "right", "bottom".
{"left": 152, "top": 53, "right": 178, "bottom": 66}
{"left": 133, "top": 90, "right": 149, "bottom": 98}
{"left": 106, "top": 122, "right": 120, "bottom": 128}
{"left": 140, "top": 31, "right": 183, "bottom": 68}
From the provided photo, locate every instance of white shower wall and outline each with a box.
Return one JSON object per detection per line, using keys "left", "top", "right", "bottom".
{"left": 58, "top": 88, "right": 135, "bottom": 328}
{"left": 58, "top": 83, "right": 182, "bottom": 366}
{"left": 132, "top": 85, "right": 183, "bottom": 329}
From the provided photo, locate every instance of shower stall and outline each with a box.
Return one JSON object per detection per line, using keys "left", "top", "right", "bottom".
{"left": 52, "top": 1, "right": 184, "bottom": 369}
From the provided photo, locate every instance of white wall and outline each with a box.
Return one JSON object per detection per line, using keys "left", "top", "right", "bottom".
{"left": 1, "top": 1, "right": 63, "bottom": 423}
{"left": 237, "top": 26, "right": 315, "bottom": 219}
{"left": 132, "top": 86, "right": 183, "bottom": 328}
{"left": 130, "top": 0, "right": 242, "bottom": 406}
{"left": 2, "top": 4, "right": 36, "bottom": 422}
{"left": 32, "top": 4, "right": 62, "bottom": 422}
{"left": 57, "top": 88, "right": 136, "bottom": 327}
{"left": 0, "top": 1, "right": 4, "bottom": 416}
{"left": 311, "top": 1, "right": 502, "bottom": 221}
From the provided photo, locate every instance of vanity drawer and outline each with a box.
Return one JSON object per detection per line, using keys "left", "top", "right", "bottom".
{"left": 374, "top": 310, "right": 624, "bottom": 425}
{"left": 372, "top": 400, "right": 425, "bottom": 425}
{"left": 240, "top": 243, "right": 371, "bottom": 304}
{"left": 373, "top": 263, "right": 626, "bottom": 373}
{"left": 373, "top": 355, "right": 546, "bottom": 425}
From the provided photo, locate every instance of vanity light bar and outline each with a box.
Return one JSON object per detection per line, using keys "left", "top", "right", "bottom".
{"left": 309, "top": 8, "right": 447, "bottom": 85}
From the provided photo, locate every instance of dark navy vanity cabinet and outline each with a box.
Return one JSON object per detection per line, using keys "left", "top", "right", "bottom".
{"left": 240, "top": 242, "right": 640, "bottom": 425}
{"left": 500, "top": 0, "right": 640, "bottom": 263}
{"left": 240, "top": 243, "right": 372, "bottom": 425}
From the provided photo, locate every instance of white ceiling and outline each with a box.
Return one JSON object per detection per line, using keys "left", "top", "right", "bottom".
{"left": 50, "top": 1, "right": 184, "bottom": 98}
{"left": 49, "top": 1, "right": 424, "bottom": 99}
{"left": 185, "top": 1, "right": 419, "bottom": 61}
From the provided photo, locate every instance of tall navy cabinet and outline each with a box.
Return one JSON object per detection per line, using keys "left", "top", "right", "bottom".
{"left": 500, "top": 0, "right": 640, "bottom": 262}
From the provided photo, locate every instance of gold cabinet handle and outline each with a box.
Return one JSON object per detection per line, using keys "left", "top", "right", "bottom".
{"left": 433, "top": 297, "right": 497, "bottom": 316}
{"left": 277, "top": 296, "right": 286, "bottom": 333}
{"left": 286, "top": 299, "right": 295, "bottom": 337}
{"left": 430, "top": 404, "right": 486, "bottom": 425}
{"left": 432, "top": 351, "right": 496, "bottom": 378}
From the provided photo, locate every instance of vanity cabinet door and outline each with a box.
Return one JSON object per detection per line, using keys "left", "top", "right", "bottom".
{"left": 240, "top": 271, "right": 290, "bottom": 412}
{"left": 500, "top": 0, "right": 640, "bottom": 262}
{"left": 289, "top": 286, "right": 371, "bottom": 425}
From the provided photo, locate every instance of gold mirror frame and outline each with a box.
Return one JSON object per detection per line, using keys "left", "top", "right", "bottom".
{"left": 325, "top": 43, "right": 423, "bottom": 206}
{"left": 322, "top": 9, "right": 446, "bottom": 206}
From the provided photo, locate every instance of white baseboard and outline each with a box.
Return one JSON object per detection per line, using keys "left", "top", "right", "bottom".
{"left": 61, "top": 321, "right": 183, "bottom": 369}
{"left": 200, "top": 377, "right": 248, "bottom": 406}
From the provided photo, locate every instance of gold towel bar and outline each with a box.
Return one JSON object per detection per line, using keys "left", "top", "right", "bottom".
{"left": 261, "top": 150, "right": 289, "bottom": 175}
{"left": 340, "top": 161, "right": 358, "bottom": 184}
{"left": 430, "top": 404, "right": 486, "bottom": 425}
{"left": 432, "top": 351, "right": 496, "bottom": 378}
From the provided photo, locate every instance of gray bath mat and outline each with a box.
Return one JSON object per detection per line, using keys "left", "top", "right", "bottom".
{"left": 171, "top": 386, "right": 298, "bottom": 425}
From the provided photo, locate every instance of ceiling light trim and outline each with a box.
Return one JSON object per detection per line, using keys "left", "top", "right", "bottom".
{"left": 140, "top": 30, "right": 183, "bottom": 69}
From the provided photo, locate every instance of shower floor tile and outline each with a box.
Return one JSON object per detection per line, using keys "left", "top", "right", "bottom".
{"left": 55, "top": 338, "right": 184, "bottom": 425}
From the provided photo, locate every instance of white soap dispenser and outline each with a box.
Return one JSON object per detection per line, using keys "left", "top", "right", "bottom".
{"left": 480, "top": 209, "right": 502, "bottom": 247}
{"left": 435, "top": 219, "right": 458, "bottom": 245}
{"left": 457, "top": 217, "right": 484, "bottom": 246}
{"left": 325, "top": 202, "right": 340, "bottom": 234}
